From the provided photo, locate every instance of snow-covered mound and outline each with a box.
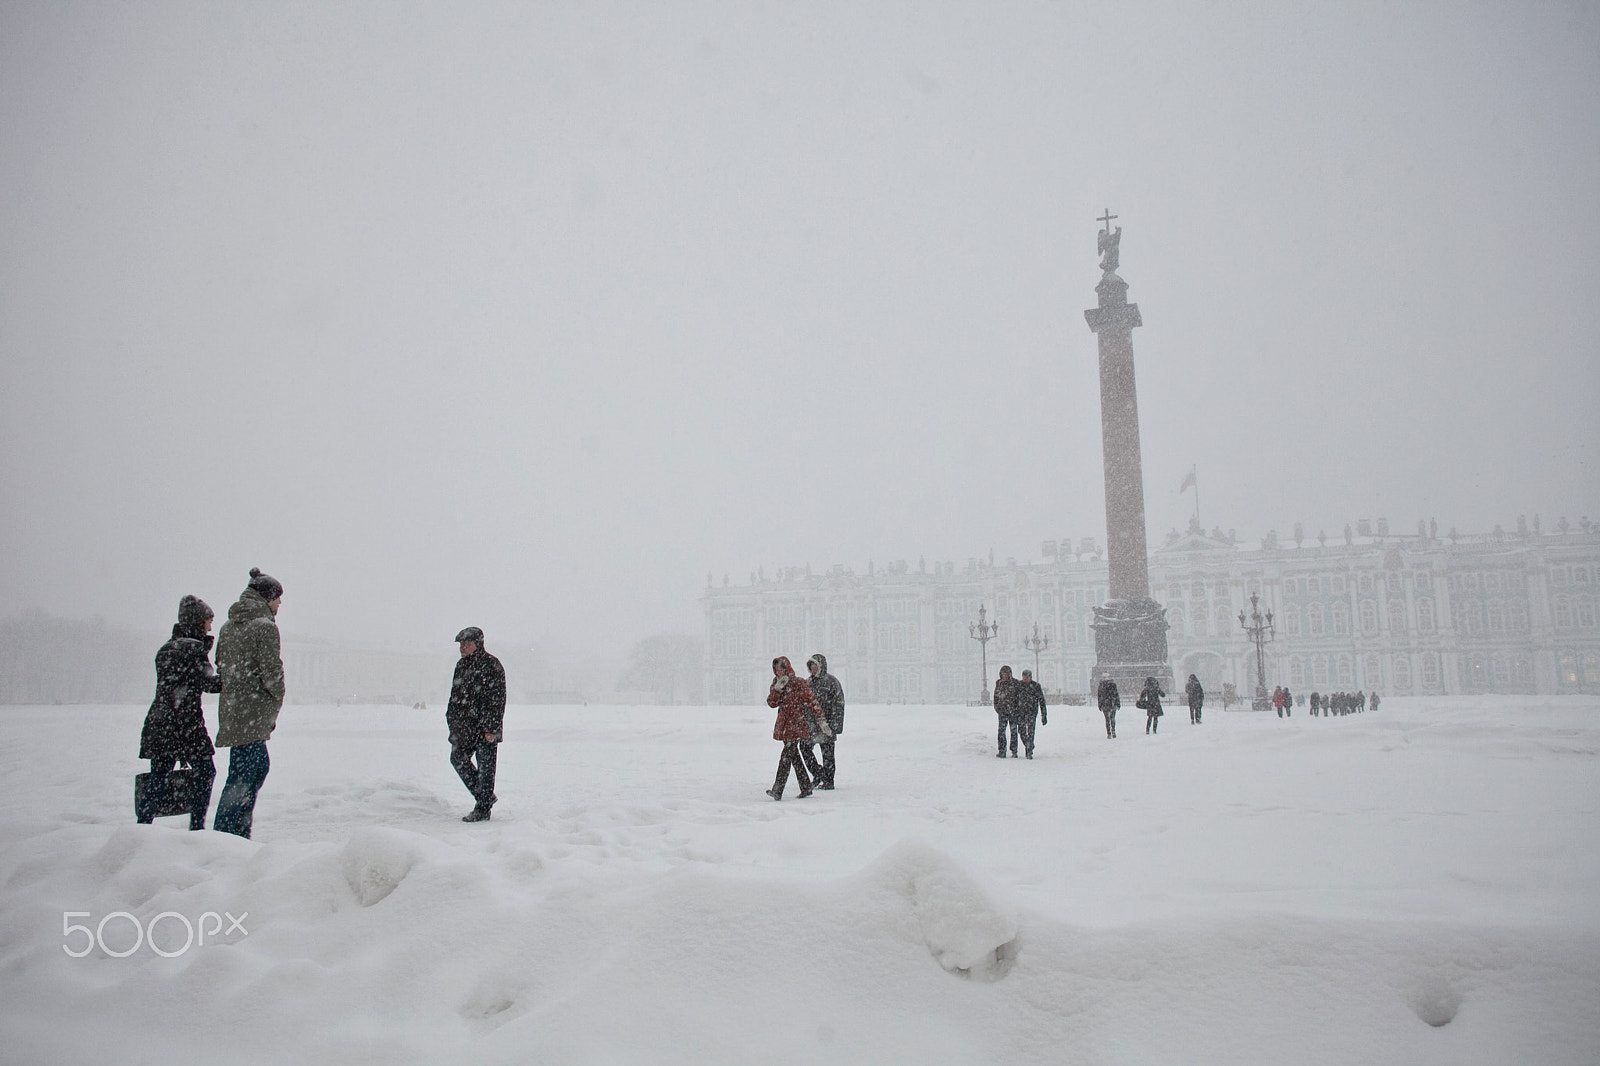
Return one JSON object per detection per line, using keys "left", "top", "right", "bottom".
{"left": 0, "top": 697, "right": 1596, "bottom": 1063}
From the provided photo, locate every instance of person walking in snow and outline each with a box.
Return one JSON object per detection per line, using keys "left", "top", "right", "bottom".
{"left": 1014, "top": 669, "right": 1047, "bottom": 759}
{"left": 1097, "top": 677, "right": 1120, "bottom": 738}
{"left": 1272, "top": 686, "right": 1285, "bottom": 718}
{"left": 447, "top": 626, "right": 507, "bottom": 822}
{"left": 1369, "top": 692, "right": 1381, "bottom": 712}
{"left": 1282, "top": 685, "right": 1293, "bottom": 716}
{"left": 1309, "top": 691, "right": 1321, "bottom": 716}
{"left": 137, "top": 595, "right": 222, "bottom": 829}
{"left": 805, "top": 654, "right": 845, "bottom": 789}
{"left": 993, "top": 665, "right": 1021, "bottom": 757}
{"left": 1138, "top": 676, "right": 1165, "bottom": 734}
{"left": 1184, "top": 673, "right": 1204, "bottom": 724}
{"left": 213, "top": 569, "right": 286, "bottom": 839}
{"left": 767, "top": 656, "right": 829, "bottom": 800}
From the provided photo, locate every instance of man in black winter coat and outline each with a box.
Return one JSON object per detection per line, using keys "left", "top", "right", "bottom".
{"left": 1185, "top": 674, "right": 1204, "bottom": 724}
{"left": 137, "top": 595, "right": 223, "bottom": 829}
{"left": 1014, "top": 669, "right": 1047, "bottom": 759}
{"left": 447, "top": 627, "right": 507, "bottom": 822}
{"left": 805, "top": 654, "right": 845, "bottom": 789}
{"left": 1097, "top": 678, "right": 1120, "bottom": 738}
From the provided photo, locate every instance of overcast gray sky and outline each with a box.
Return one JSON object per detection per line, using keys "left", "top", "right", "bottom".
{"left": 2, "top": 1, "right": 1597, "bottom": 658}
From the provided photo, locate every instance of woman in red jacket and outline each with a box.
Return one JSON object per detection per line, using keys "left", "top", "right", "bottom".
{"left": 765, "top": 656, "right": 830, "bottom": 800}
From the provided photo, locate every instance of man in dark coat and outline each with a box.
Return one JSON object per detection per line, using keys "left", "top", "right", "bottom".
{"left": 993, "top": 665, "right": 1021, "bottom": 757}
{"left": 448, "top": 627, "right": 507, "bottom": 822}
{"left": 214, "top": 569, "right": 286, "bottom": 839}
{"left": 1184, "top": 673, "right": 1204, "bottom": 724}
{"left": 805, "top": 654, "right": 845, "bottom": 789}
{"left": 137, "top": 595, "right": 223, "bottom": 829}
{"left": 1014, "top": 669, "right": 1047, "bottom": 759}
{"left": 1097, "top": 677, "right": 1119, "bottom": 738}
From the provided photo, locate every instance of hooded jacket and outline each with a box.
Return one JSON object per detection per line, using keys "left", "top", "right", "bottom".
{"left": 1185, "top": 675, "right": 1204, "bottom": 710}
{"left": 993, "top": 666, "right": 1019, "bottom": 718}
{"left": 1097, "top": 678, "right": 1120, "bottom": 713}
{"left": 767, "top": 656, "right": 824, "bottom": 742}
{"left": 1137, "top": 677, "right": 1166, "bottom": 716}
{"left": 139, "top": 624, "right": 223, "bottom": 762}
{"left": 447, "top": 644, "right": 507, "bottom": 745}
{"left": 806, "top": 654, "right": 845, "bottom": 736}
{"left": 215, "top": 588, "right": 287, "bottom": 747}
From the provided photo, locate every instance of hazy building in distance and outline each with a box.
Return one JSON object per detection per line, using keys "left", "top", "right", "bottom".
{"left": 703, "top": 517, "right": 1600, "bottom": 704}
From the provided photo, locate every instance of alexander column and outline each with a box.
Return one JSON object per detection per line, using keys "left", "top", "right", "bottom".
{"left": 1084, "top": 212, "right": 1171, "bottom": 694}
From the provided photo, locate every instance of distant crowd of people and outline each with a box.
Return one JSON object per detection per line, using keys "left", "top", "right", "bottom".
{"left": 1309, "top": 690, "right": 1377, "bottom": 716}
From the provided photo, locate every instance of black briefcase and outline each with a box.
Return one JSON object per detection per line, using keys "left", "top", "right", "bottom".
{"left": 135, "top": 769, "right": 198, "bottom": 819}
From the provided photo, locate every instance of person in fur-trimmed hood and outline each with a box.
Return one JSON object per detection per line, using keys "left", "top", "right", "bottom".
{"left": 137, "top": 595, "right": 223, "bottom": 829}
{"left": 765, "top": 656, "right": 830, "bottom": 800}
{"left": 805, "top": 654, "right": 844, "bottom": 789}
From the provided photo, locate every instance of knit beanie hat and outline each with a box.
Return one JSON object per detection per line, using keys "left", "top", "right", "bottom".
{"left": 248, "top": 567, "right": 284, "bottom": 601}
{"left": 177, "top": 595, "right": 213, "bottom": 627}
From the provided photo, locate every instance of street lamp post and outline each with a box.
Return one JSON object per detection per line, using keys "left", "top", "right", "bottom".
{"left": 1023, "top": 622, "right": 1050, "bottom": 684}
{"left": 1238, "top": 590, "right": 1275, "bottom": 711}
{"left": 969, "top": 604, "right": 999, "bottom": 703}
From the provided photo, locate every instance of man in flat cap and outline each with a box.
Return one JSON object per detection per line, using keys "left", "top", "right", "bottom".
{"left": 447, "top": 627, "right": 506, "bottom": 822}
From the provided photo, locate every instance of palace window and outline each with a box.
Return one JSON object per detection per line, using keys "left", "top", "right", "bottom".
{"left": 1284, "top": 606, "right": 1301, "bottom": 636}
{"left": 1364, "top": 655, "right": 1381, "bottom": 687}
{"left": 1389, "top": 600, "right": 1407, "bottom": 634}
{"left": 1488, "top": 602, "right": 1506, "bottom": 631}
{"left": 1309, "top": 604, "right": 1325, "bottom": 636}
{"left": 1360, "top": 601, "right": 1378, "bottom": 634}
{"left": 1332, "top": 576, "right": 1346, "bottom": 594}
{"left": 1216, "top": 606, "right": 1234, "bottom": 636}
{"left": 1290, "top": 657, "right": 1305, "bottom": 687}
{"left": 1169, "top": 609, "right": 1186, "bottom": 639}
{"left": 1386, "top": 572, "right": 1403, "bottom": 598}
{"left": 1417, "top": 598, "right": 1435, "bottom": 632}
{"left": 1577, "top": 567, "right": 1592, "bottom": 585}
{"left": 1579, "top": 597, "right": 1597, "bottom": 628}
{"left": 1285, "top": 578, "right": 1298, "bottom": 596}
{"left": 1313, "top": 656, "right": 1329, "bottom": 686}
{"left": 1393, "top": 654, "right": 1412, "bottom": 692}
{"left": 1192, "top": 612, "right": 1208, "bottom": 638}
{"left": 1359, "top": 574, "right": 1373, "bottom": 595}
{"left": 1420, "top": 653, "right": 1439, "bottom": 688}
{"left": 1554, "top": 597, "right": 1572, "bottom": 629}
{"left": 1308, "top": 577, "right": 1321, "bottom": 595}
{"left": 1493, "top": 656, "right": 1511, "bottom": 686}
{"left": 1337, "top": 656, "right": 1354, "bottom": 686}
{"left": 1415, "top": 571, "right": 1432, "bottom": 593}
{"left": 1332, "top": 603, "right": 1350, "bottom": 636}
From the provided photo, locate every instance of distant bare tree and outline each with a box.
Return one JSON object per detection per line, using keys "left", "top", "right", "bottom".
{"left": 617, "top": 634, "right": 705, "bottom": 704}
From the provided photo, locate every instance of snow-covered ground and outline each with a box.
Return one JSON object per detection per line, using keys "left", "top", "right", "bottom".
{"left": 0, "top": 696, "right": 1596, "bottom": 1064}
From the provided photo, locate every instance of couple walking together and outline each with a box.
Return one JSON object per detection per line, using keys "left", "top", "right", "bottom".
{"left": 136, "top": 569, "right": 286, "bottom": 837}
{"left": 765, "top": 654, "right": 845, "bottom": 799}
{"left": 993, "top": 665, "right": 1047, "bottom": 758}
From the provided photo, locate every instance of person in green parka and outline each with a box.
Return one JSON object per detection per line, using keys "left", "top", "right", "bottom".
{"left": 213, "top": 568, "right": 286, "bottom": 838}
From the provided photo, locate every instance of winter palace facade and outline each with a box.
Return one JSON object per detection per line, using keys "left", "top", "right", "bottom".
{"left": 702, "top": 517, "right": 1600, "bottom": 705}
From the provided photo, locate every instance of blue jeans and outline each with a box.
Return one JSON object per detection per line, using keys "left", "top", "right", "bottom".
{"left": 213, "top": 742, "right": 270, "bottom": 838}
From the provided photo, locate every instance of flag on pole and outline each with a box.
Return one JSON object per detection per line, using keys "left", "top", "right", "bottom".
{"left": 1179, "top": 466, "right": 1197, "bottom": 494}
